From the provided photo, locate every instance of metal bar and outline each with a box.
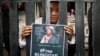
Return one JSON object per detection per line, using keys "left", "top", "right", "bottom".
{"left": 92, "top": 0, "right": 100, "bottom": 56}
{"left": 25, "top": 1, "right": 35, "bottom": 56}
{"left": 45, "top": 0, "right": 50, "bottom": 24}
{"left": 59, "top": 1, "right": 68, "bottom": 56}
{"left": 42, "top": 0, "right": 46, "bottom": 24}
{"left": 75, "top": 1, "right": 85, "bottom": 56}
{"left": 9, "top": 1, "right": 19, "bottom": 56}
{"left": 50, "top": 0, "right": 94, "bottom": 2}
{"left": 0, "top": 3, "right": 3, "bottom": 56}
{"left": 59, "top": 1, "right": 67, "bottom": 24}
{"left": 33, "top": 0, "right": 44, "bottom": 2}
{"left": 17, "top": 0, "right": 43, "bottom": 3}
{"left": 25, "top": 2, "right": 35, "bottom": 24}
{"left": 1, "top": 0, "right": 94, "bottom": 3}
{"left": 87, "top": 3, "right": 93, "bottom": 56}
{"left": 17, "top": 0, "right": 27, "bottom": 2}
{"left": 2, "top": 2, "right": 10, "bottom": 56}
{"left": 1, "top": 0, "right": 10, "bottom": 3}
{"left": 0, "top": 0, "right": 2, "bottom": 3}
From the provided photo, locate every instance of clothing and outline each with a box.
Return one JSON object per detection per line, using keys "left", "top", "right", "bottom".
{"left": 68, "top": 25, "right": 75, "bottom": 44}
{"left": 18, "top": 11, "right": 42, "bottom": 47}
{"left": 40, "top": 35, "right": 59, "bottom": 44}
{"left": 68, "top": 44, "right": 76, "bottom": 56}
{"left": 3, "top": 8, "right": 21, "bottom": 56}
{"left": 19, "top": 17, "right": 75, "bottom": 47}
{"left": 19, "top": 16, "right": 76, "bottom": 56}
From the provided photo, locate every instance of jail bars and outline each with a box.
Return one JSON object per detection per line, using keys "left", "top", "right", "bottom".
{"left": 25, "top": 1, "right": 35, "bottom": 56}
{"left": 0, "top": 0, "right": 100, "bottom": 56}
{"left": 0, "top": 3, "right": 3, "bottom": 56}
{"left": 9, "top": 1, "right": 19, "bottom": 56}
{"left": 75, "top": 1, "right": 85, "bottom": 56}
{"left": 92, "top": 0, "right": 100, "bottom": 56}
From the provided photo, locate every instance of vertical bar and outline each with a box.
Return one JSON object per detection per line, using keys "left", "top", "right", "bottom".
{"left": 9, "top": 1, "right": 19, "bottom": 56}
{"left": 17, "top": 0, "right": 28, "bottom": 2}
{"left": 0, "top": 3, "right": 3, "bottom": 56}
{"left": 59, "top": 1, "right": 67, "bottom": 24}
{"left": 87, "top": 3, "right": 93, "bottom": 56}
{"left": 42, "top": 0, "right": 46, "bottom": 24}
{"left": 2, "top": 3, "right": 10, "bottom": 56}
{"left": 0, "top": 0, "right": 2, "bottom": 3}
{"left": 92, "top": 0, "right": 100, "bottom": 56}
{"left": 2, "top": 0, "right": 10, "bottom": 3}
{"left": 25, "top": 1, "right": 35, "bottom": 56}
{"left": 75, "top": 1, "right": 85, "bottom": 56}
{"left": 25, "top": 2, "right": 35, "bottom": 24}
{"left": 45, "top": 0, "right": 50, "bottom": 24}
{"left": 59, "top": 1, "right": 68, "bottom": 56}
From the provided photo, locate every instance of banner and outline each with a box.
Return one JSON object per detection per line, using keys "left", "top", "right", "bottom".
{"left": 30, "top": 24, "right": 66, "bottom": 56}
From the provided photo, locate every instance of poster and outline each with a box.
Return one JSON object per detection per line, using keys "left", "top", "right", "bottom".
{"left": 30, "top": 24, "right": 66, "bottom": 56}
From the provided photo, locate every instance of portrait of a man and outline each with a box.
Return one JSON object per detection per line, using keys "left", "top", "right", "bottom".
{"left": 31, "top": 24, "right": 65, "bottom": 45}
{"left": 40, "top": 26, "right": 59, "bottom": 44}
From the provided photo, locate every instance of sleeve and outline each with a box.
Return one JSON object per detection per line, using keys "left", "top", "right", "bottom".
{"left": 18, "top": 14, "right": 42, "bottom": 48}
{"left": 68, "top": 26, "right": 75, "bottom": 44}
{"left": 19, "top": 22, "right": 26, "bottom": 48}
{"left": 19, "top": 36, "right": 26, "bottom": 48}
{"left": 18, "top": 11, "right": 26, "bottom": 48}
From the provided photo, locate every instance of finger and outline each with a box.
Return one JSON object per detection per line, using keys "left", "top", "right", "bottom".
{"left": 23, "top": 25, "right": 32, "bottom": 29}
{"left": 66, "top": 30, "right": 72, "bottom": 35}
{"left": 65, "top": 25, "right": 72, "bottom": 27}
{"left": 22, "top": 27, "right": 32, "bottom": 32}
{"left": 65, "top": 26, "right": 73, "bottom": 30}
{"left": 64, "top": 25, "right": 73, "bottom": 29}
{"left": 21, "top": 33, "right": 30, "bottom": 37}
{"left": 23, "top": 26, "right": 31, "bottom": 28}
{"left": 64, "top": 27, "right": 73, "bottom": 33}
{"left": 65, "top": 28, "right": 73, "bottom": 34}
{"left": 22, "top": 28, "right": 32, "bottom": 32}
{"left": 22, "top": 30, "right": 31, "bottom": 34}
{"left": 21, "top": 30, "right": 31, "bottom": 36}
{"left": 23, "top": 26, "right": 32, "bottom": 30}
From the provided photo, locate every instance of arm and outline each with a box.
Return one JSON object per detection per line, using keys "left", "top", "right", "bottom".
{"left": 19, "top": 25, "right": 31, "bottom": 48}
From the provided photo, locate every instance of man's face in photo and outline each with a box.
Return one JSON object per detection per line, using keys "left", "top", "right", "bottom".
{"left": 46, "top": 28, "right": 52, "bottom": 35}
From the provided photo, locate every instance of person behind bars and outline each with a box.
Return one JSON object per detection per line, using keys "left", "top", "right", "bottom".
{"left": 20, "top": 1, "right": 75, "bottom": 56}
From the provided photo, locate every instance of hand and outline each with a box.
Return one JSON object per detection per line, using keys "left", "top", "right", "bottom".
{"left": 64, "top": 25, "right": 73, "bottom": 41}
{"left": 21, "top": 25, "right": 32, "bottom": 38}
